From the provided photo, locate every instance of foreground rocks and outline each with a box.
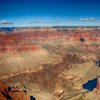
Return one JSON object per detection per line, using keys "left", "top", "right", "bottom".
{"left": 0, "top": 81, "right": 31, "bottom": 100}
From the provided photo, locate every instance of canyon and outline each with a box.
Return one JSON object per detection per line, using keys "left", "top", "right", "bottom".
{"left": 0, "top": 27, "right": 100, "bottom": 100}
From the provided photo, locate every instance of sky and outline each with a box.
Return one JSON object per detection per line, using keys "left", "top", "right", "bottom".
{"left": 0, "top": 0, "right": 100, "bottom": 27}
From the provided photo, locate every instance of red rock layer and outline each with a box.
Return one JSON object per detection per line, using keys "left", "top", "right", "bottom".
{"left": 0, "top": 31, "right": 64, "bottom": 52}
{"left": 0, "top": 30, "right": 100, "bottom": 52}
{"left": 96, "top": 78, "right": 100, "bottom": 94}
{"left": 70, "top": 31, "right": 100, "bottom": 41}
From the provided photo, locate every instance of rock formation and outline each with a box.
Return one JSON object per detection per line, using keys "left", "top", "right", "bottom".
{"left": 70, "top": 30, "right": 100, "bottom": 41}
{"left": 0, "top": 81, "right": 31, "bottom": 100}
{"left": 97, "top": 78, "right": 100, "bottom": 94}
{"left": 0, "top": 28, "right": 100, "bottom": 100}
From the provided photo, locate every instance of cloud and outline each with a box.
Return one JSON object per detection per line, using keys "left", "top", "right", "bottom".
{"left": 89, "top": 17, "right": 95, "bottom": 20}
{"left": 27, "top": 18, "right": 64, "bottom": 24}
{"left": 27, "top": 21, "right": 49, "bottom": 24}
{"left": 80, "top": 17, "right": 98, "bottom": 22}
{"left": 28, "top": 21, "right": 41, "bottom": 24}
{"left": 55, "top": 19, "right": 62, "bottom": 21}
{"left": 80, "top": 17, "right": 100, "bottom": 23}
{"left": 0, "top": 20, "right": 13, "bottom": 25}
{"left": 80, "top": 18, "right": 84, "bottom": 21}
{"left": 27, "top": 20, "right": 54, "bottom": 24}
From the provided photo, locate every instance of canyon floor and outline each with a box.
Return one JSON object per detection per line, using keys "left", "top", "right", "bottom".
{"left": 0, "top": 27, "right": 100, "bottom": 100}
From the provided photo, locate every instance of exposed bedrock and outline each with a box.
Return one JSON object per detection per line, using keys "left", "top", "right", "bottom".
{"left": 0, "top": 81, "right": 30, "bottom": 100}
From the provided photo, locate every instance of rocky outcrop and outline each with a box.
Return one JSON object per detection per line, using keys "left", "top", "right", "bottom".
{"left": 97, "top": 78, "right": 100, "bottom": 94}
{"left": 0, "top": 81, "right": 31, "bottom": 100}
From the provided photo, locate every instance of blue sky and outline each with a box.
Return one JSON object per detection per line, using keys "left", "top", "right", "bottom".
{"left": 0, "top": 0, "right": 100, "bottom": 27}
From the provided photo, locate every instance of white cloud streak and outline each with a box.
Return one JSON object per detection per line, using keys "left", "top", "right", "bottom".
{"left": 0, "top": 20, "right": 13, "bottom": 25}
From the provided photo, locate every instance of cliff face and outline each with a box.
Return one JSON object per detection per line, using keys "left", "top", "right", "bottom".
{"left": 0, "top": 44, "right": 39, "bottom": 53}
{"left": 67, "top": 30, "right": 100, "bottom": 51}
{"left": 0, "top": 29, "right": 100, "bottom": 53}
{"left": 19, "top": 32, "right": 64, "bottom": 40}
{"left": 0, "top": 33, "right": 39, "bottom": 52}
{"left": 0, "top": 31, "right": 64, "bottom": 53}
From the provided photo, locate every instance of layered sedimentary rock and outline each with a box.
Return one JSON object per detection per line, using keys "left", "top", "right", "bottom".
{"left": 81, "top": 44, "right": 100, "bottom": 51}
{"left": 0, "top": 31, "right": 64, "bottom": 53}
{"left": 70, "top": 30, "right": 100, "bottom": 41}
{"left": 97, "top": 78, "right": 100, "bottom": 93}
{"left": 0, "top": 28, "right": 100, "bottom": 100}
{"left": 0, "top": 29, "right": 100, "bottom": 53}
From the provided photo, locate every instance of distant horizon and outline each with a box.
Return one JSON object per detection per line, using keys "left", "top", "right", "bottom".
{"left": 0, "top": 25, "right": 100, "bottom": 28}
